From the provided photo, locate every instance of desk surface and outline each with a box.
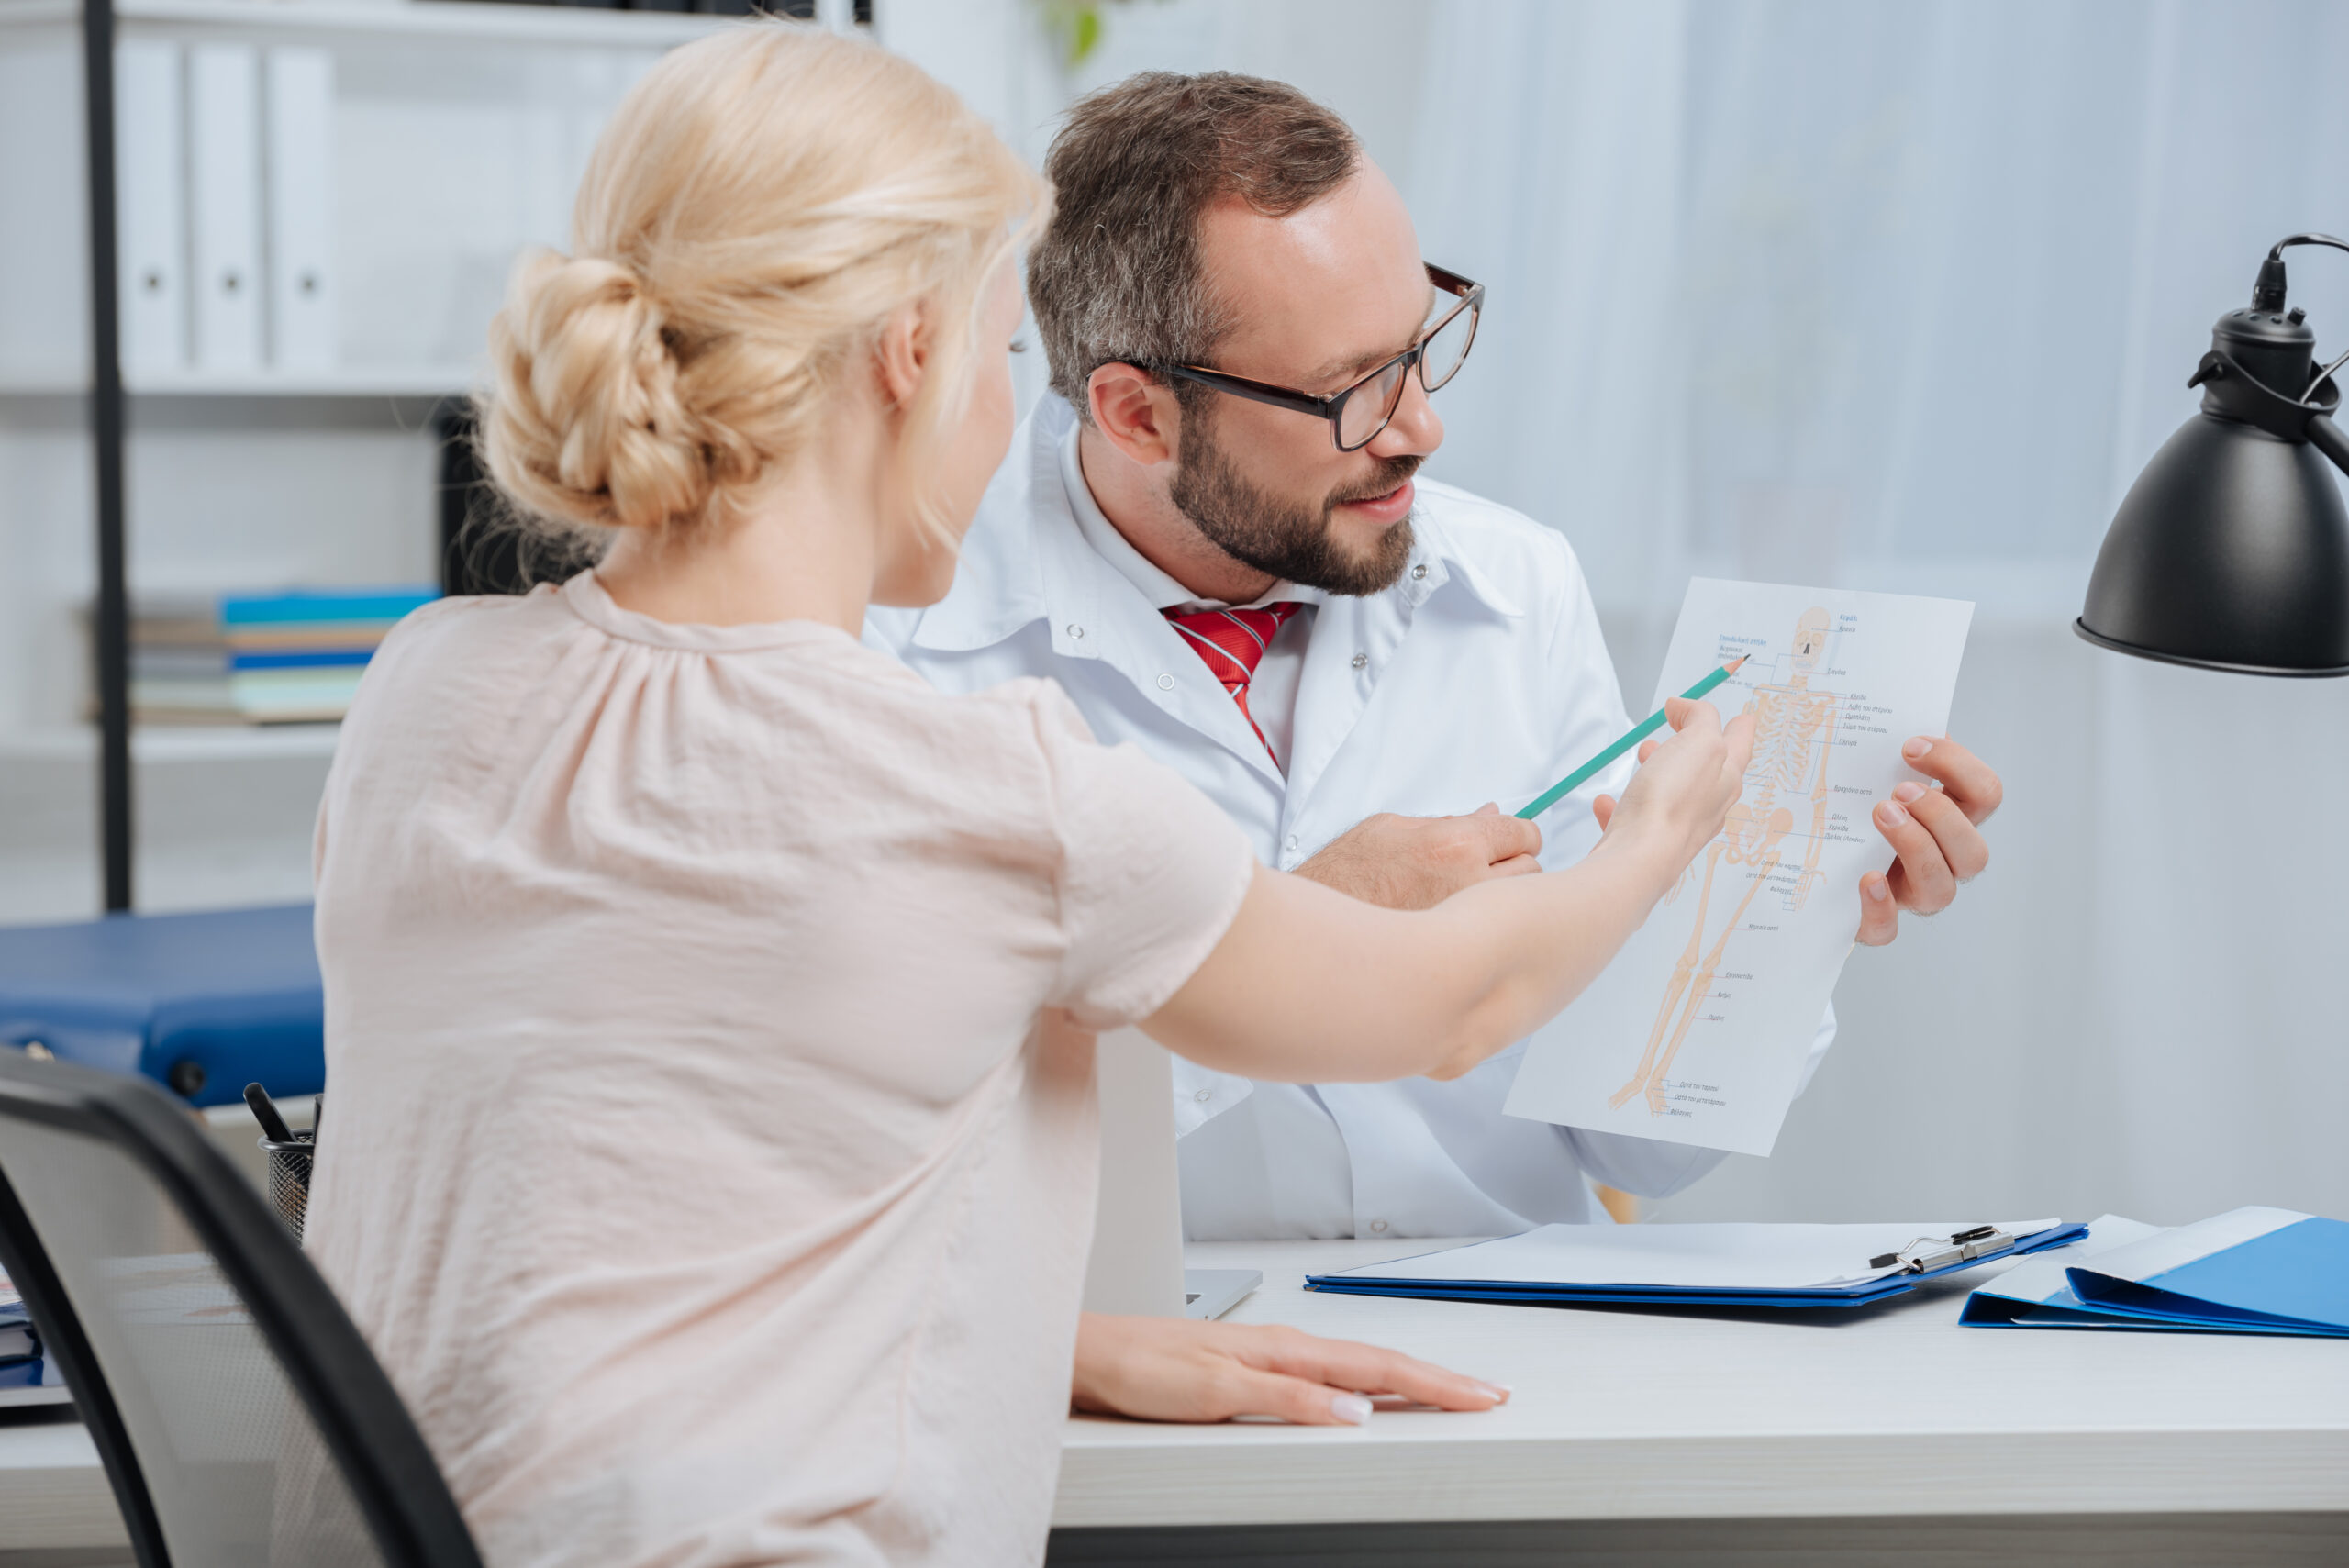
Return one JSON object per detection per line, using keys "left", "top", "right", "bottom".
{"left": 9, "top": 1235, "right": 2349, "bottom": 1552}
{"left": 1053, "top": 1238, "right": 2349, "bottom": 1529}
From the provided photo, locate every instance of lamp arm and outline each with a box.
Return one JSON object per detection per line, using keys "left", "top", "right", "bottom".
{"left": 2266, "top": 233, "right": 2349, "bottom": 262}
{"left": 2305, "top": 413, "right": 2349, "bottom": 480}
{"left": 2255, "top": 233, "right": 2349, "bottom": 310}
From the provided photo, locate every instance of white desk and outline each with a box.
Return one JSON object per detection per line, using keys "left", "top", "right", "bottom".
{"left": 9, "top": 1237, "right": 2349, "bottom": 1562}
{"left": 0, "top": 1418, "right": 123, "bottom": 1556}
{"left": 1050, "top": 1239, "right": 2349, "bottom": 1562}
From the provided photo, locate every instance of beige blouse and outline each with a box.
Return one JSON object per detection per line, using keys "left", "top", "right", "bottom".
{"left": 306, "top": 573, "right": 1252, "bottom": 1567}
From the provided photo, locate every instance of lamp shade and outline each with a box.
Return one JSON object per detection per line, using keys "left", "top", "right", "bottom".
{"left": 2079, "top": 252, "right": 2349, "bottom": 678}
{"left": 2076, "top": 410, "right": 2349, "bottom": 675}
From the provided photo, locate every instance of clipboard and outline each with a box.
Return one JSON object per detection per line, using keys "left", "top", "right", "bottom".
{"left": 1307, "top": 1219, "right": 2089, "bottom": 1312}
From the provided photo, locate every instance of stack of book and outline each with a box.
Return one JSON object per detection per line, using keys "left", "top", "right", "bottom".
{"left": 128, "top": 586, "right": 439, "bottom": 726}
{"left": 0, "top": 1267, "right": 62, "bottom": 1404}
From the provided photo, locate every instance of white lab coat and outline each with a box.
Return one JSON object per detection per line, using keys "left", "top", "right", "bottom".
{"left": 867, "top": 396, "right": 1833, "bottom": 1239}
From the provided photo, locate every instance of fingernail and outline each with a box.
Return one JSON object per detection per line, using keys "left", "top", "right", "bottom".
{"left": 1865, "top": 876, "right": 1890, "bottom": 902}
{"left": 1478, "top": 1382, "right": 1512, "bottom": 1402}
{"left": 1893, "top": 782, "right": 1925, "bottom": 804}
{"left": 1903, "top": 737, "right": 1933, "bottom": 761}
{"left": 1330, "top": 1393, "right": 1373, "bottom": 1426}
{"left": 1877, "top": 801, "right": 1909, "bottom": 827}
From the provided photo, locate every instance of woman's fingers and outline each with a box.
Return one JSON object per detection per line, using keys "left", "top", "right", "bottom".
{"left": 1662, "top": 695, "right": 1720, "bottom": 735}
{"left": 1070, "top": 1316, "right": 1508, "bottom": 1428}
{"left": 1720, "top": 710, "right": 1756, "bottom": 778}
{"left": 1204, "top": 1363, "right": 1378, "bottom": 1426}
{"left": 1241, "top": 1326, "right": 1507, "bottom": 1412}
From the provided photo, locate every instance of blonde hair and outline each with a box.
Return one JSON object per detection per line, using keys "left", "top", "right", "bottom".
{"left": 480, "top": 23, "right": 1047, "bottom": 548}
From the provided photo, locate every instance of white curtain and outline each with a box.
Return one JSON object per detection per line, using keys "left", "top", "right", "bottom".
{"left": 1406, "top": 0, "right": 2349, "bottom": 1227}
{"left": 895, "top": 0, "right": 2349, "bottom": 1224}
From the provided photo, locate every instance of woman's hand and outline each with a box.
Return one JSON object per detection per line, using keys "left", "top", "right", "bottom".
{"left": 1072, "top": 1312, "right": 1508, "bottom": 1426}
{"left": 1591, "top": 697, "right": 1754, "bottom": 873}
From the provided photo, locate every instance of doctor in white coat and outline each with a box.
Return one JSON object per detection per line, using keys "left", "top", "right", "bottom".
{"left": 869, "top": 71, "right": 2001, "bottom": 1241}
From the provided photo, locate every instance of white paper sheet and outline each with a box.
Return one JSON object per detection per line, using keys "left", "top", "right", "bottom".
{"left": 1337, "top": 1219, "right": 2059, "bottom": 1292}
{"left": 1506, "top": 578, "right": 1975, "bottom": 1155}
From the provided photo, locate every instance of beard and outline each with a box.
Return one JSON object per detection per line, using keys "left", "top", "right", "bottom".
{"left": 1165, "top": 413, "right": 1419, "bottom": 597}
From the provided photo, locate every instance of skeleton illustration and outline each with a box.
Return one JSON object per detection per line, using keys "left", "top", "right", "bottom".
{"left": 1609, "top": 607, "right": 1843, "bottom": 1117}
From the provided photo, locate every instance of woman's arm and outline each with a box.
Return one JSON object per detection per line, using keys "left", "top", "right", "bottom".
{"left": 1141, "top": 699, "right": 1753, "bottom": 1085}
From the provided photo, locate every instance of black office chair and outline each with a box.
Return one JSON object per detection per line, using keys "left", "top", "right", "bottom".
{"left": 0, "top": 1051, "right": 482, "bottom": 1567}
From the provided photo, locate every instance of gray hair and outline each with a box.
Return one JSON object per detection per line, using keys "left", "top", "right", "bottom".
{"left": 1027, "top": 72, "right": 1360, "bottom": 419}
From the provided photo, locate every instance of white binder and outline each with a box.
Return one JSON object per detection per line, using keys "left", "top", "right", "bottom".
{"left": 263, "top": 47, "right": 336, "bottom": 371}
{"left": 116, "top": 39, "right": 186, "bottom": 376}
{"left": 187, "top": 43, "right": 262, "bottom": 373}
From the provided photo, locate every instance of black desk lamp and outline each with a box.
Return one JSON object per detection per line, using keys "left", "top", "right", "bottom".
{"left": 2077, "top": 233, "right": 2349, "bottom": 675}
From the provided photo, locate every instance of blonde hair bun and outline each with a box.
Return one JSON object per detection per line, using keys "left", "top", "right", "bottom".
{"left": 488, "top": 251, "right": 741, "bottom": 534}
{"left": 480, "top": 22, "right": 1045, "bottom": 544}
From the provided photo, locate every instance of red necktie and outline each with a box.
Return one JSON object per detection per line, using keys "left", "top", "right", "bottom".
{"left": 1163, "top": 603, "right": 1303, "bottom": 760}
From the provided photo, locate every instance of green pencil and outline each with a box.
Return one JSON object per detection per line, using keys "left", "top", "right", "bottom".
{"left": 1515, "top": 655, "right": 1749, "bottom": 821}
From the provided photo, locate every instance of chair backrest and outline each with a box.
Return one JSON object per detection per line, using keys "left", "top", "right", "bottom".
{"left": 0, "top": 1051, "right": 481, "bottom": 1568}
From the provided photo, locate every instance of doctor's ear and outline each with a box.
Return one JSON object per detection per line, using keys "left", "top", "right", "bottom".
{"left": 1086, "top": 361, "right": 1180, "bottom": 466}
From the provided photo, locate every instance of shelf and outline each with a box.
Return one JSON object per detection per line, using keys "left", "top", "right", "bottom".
{"left": 136, "top": 366, "right": 477, "bottom": 398}
{"left": 0, "top": 0, "right": 737, "bottom": 46}
{"left": 0, "top": 366, "right": 474, "bottom": 398}
{"left": 0, "top": 724, "right": 342, "bottom": 764}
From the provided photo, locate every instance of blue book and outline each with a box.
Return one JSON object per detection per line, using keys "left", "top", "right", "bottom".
{"left": 2065, "top": 1207, "right": 2349, "bottom": 1335}
{"left": 227, "top": 649, "right": 375, "bottom": 671}
{"left": 218, "top": 587, "right": 437, "bottom": 627}
{"left": 1965, "top": 1207, "right": 2349, "bottom": 1335}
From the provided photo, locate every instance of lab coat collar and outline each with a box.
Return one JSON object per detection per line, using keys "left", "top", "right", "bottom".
{"left": 1402, "top": 488, "right": 1526, "bottom": 621}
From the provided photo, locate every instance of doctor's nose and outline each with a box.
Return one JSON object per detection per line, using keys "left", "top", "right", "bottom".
{"left": 1367, "top": 373, "right": 1442, "bottom": 462}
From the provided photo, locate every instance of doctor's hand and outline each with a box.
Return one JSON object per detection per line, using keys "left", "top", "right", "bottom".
{"left": 1293, "top": 803, "right": 1542, "bottom": 911}
{"left": 1854, "top": 735, "right": 2000, "bottom": 946}
{"left": 1072, "top": 1313, "right": 1508, "bottom": 1427}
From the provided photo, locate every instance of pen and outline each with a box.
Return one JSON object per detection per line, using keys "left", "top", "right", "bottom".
{"left": 1515, "top": 655, "right": 1750, "bottom": 821}
{"left": 244, "top": 1082, "right": 295, "bottom": 1145}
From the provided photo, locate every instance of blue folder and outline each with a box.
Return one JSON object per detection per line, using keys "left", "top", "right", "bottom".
{"left": 1967, "top": 1207, "right": 2349, "bottom": 1336}
{"left": 0, "top": 905, "right": 323, "bottom": 1107}
{"left": 1308, "top": 1220, "right": 2088, "bottom": 1312}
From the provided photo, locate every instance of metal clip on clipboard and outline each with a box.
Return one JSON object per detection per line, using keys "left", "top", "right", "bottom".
{"left": 1871, "top": 1225, "right": 2016, "bottom": 1275}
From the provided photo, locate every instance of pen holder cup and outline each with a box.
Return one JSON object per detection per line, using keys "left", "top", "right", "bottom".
{"left": 258, "top": 1131, "right": 316, "bottom": 1244}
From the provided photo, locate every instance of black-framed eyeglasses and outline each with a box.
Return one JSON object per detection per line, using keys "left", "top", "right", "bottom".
{"left": 1156, "top": 263, "right": 1483, "bottom": 452}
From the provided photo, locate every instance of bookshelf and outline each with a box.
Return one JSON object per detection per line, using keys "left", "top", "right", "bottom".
{"left": 0, "top": 0, "right": 741, "bottom": 920}
{"left": 0, "top": 367, "right": 475, "bottom": 397}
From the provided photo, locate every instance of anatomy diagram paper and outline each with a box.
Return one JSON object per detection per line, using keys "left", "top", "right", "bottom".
{"left": 1505, "top": 578, "right": 1975, "bottom": 1157}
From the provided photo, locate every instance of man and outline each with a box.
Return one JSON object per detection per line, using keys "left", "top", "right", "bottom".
{"left": 868, "top": 72, "right": 1999, "bottom": 1240}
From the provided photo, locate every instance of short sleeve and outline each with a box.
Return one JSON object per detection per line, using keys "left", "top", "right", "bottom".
{"left": 1029, "top": 686, "right": 1255, "bottom": 1031}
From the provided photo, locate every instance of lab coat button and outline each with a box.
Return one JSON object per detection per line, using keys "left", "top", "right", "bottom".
{"left": 1195, "top": 1089, "right": 1213, "bottom": 1104}
{"left": 1284, "top": 834, "right": 1299, "bottom": 853}
{"left": 1351, "top": 652, "right": 1369, "bottom": 670}
{"left": 1156, "top": 673, "right": 1174, "bottom": 690}
{"left": 1067, "top": 624, "right": 1085, "bottom": 639}
{"left": 1411, "top": 562, "right": 1429, "bottom": 580}
{"left": 1369, "top": 1219, "right": 1389, "bottom": 1234}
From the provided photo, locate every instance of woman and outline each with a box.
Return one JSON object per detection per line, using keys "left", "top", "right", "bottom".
{"left": 305, "top": 24, "right": 1750, "bottom": 1568}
